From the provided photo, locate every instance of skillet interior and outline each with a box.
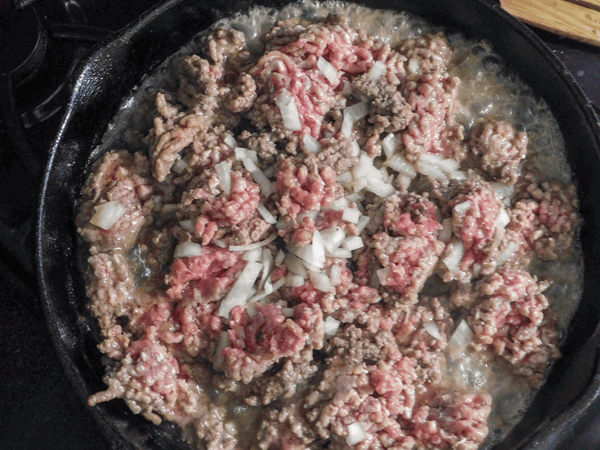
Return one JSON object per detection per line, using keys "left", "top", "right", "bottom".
{"left": 36, "top": 0, "right": 600, "bottom": 448}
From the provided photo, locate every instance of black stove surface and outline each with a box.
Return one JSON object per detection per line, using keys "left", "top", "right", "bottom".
{"left": 1, "top": 1, "right": 600, "bottom": 449}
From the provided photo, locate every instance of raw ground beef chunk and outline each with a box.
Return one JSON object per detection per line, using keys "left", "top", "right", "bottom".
{"left": 79, "top": 8, "right": 579, "bottom": 450}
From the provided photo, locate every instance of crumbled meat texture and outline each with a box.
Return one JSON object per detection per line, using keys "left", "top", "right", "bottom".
{"left": 78, "top": 13, "right": 579, "bottom": 450}
{"left": 468, "top": 269, "right": 560, "bottom": 380}
{"left": 468, "top": 118, "right": 528, "bottom": 185}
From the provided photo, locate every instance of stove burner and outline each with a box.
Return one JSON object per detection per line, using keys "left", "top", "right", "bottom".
{"left": 0, "top": 6, "right": 47, "bottom": 84}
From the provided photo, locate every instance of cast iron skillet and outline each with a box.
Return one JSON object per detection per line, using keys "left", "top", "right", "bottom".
{"left": 36, "top": 0, "right": 600, "bottom": 448}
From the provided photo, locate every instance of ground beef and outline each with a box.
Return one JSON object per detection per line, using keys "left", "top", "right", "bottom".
{"left": 468, "top": 118, "right": 528, "bottom": 185}
{"left": 79, "top": 9, "right": 579, "bottom": 450}
{"left": 468, "top": 269, "right": 560, "bottom": 380}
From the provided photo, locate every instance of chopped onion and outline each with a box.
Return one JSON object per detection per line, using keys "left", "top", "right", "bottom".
{"left": 317, "top": 56, "right": 338, "bottom": 84}
{"left": 450, "top": 170, "right": 467, "bottom": 181}
{"left": 338, "top": 171, "right": 353, "bottom": 188}
{"left": 259, "top": 248, "right": 273, "bottom": 287}
{"left": 312, "top": 231, "right": 326, "bottom": 266}
{"left": 224, "top": 134, "right": 237, "bottom": 149}
{"left": 449, "top": 319, "right": 473, "bottom": 358}
{"left": 397, "top": 174, "right": 412, "bottom": 190}
{"left": 303, "top": 259, "right": 323, "bottom": 274}
{"left": 352, "top": 177, "right": 368, "bottom": 193}
{"left": 285, "top": 253, "right": 308, "bottom": 276}
{"left": 444, "top": 241, "right": 465, "bottom": 273}
{"left": 439, "top": 218, "right": 453, "bottom": 243}
{"left": 241, "top": 157, "right": 274, "bottom": 197}
{"left": 496, "top": 208, "right": 511, "bottom": 230}
{"left": 453, "top": 201, "right": 472, "bottom": 216}
{"left": 172, "top": 158, "right": 188, "bottom": 174}
{"left": 179, "top": 219, "right": 196, "bottom": 233}
{"left": 351, "top": 218, "right": 368, "bottom": 236}
{"left": 366, "top": 177, "right": 396, "bottom": 198}
{"left": 416, "top": 161, "right": 448, "bottom": 181}
{"left": 90, "top": 201, "right": 127, "bottom": 230}
{"left": 382, "top": 133, "right": 396, "bottom": 158}
{"left": 324, "top": 317, "right": 341, "bottom": 336}
{"left": 341, "top": 111, "right": 355, "bottom": 138}
{"left": 490, "top": 182, "right": 515, "bottom": 202}
{"left": 343, "top": 236, "right": 364, "bottom": 251}
{"left": 248, "top": 277, "right": 286, "bottom": 303}
{"left": 350, "top": 141, "right": 361, "bottom": 157}
{"left": 286, "top": 273, "right": 306, "bottom": 287}
{"left": 243, "top": 248, "right": 263, "bottom": 262}
{"left": 408, "top": 57, "right": 420, "bottom": 75}
{"left": 229, "top": 233, "right": 278, "bottom": 252}
{"left": 329, "top": 265, "right": 342, "bottom": 286}
{"left": 174, "top": 242, "right": 203, "bottom": 258}
{"left": 369, "top": 61, "right": 387, "bottom": 81}
{"left": 376, "top": 267, "right": 390, "bottom": 286}
{"left": 303, "top": 134, "right": 322, "bottom": 154}
{"left": 215, "top": 161, "right": 231, "bottom": 194}
{"left": 213, "top": 332, "right": 230, "bottom": 371}
{"left": 346, "top": 423, "right": 367, "bottom": 446}
{"left": 320, "top": 227, "right": 347, "bottom": 253}
{"left": 345, "top": 192, "right": 362, "bottom": 203}
{"left": 330, "top": 248, "right": 353, "bottom": 258}
{"left": 385, "top": 154, "right": 417, "bottom": 178}
{"left": 345, "top": 101, "right": 370, "bottom": 121}
{"left": 275, "top": 249, "right": 285, "bottom": 265}
{"left": 218, "top": 261, "right": 263, "bottom": 318}
{"left": 420, "top": 153, "right": 460, "bottom": 172}
{"left": 257, "top": 203, "right": 277, "bottom": 224}
{"left": 326, "top": 198, "right": 348, "bottom": 211}
{"left": 275, "top": 89, "right": 302, "bottom": 131}
{"left": 310, "top": 272, "right": 331, "bottom": 292}
{"left": 498, "top": 241, "right": 518, "bottom": 266}
{"left": 213, "top": 239, "right": 227, "bottom": 248}
{"left": 282, "top": 307, "right": 295, "bottom": 318}
{"left": 424, "top": 322, "right": 442, "bottom": 340}
{"left": 342, "top": 208, "right": 361, "bottom": 224}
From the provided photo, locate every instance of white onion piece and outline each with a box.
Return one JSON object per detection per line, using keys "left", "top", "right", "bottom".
{"left": 345, "top": 101, "right": 370, "bottom": 121}
{"left": 317, "top": 56, "right": 338, "bottom": 84}
{"left": 416, "top": 161, "right": 448, "bottom": 181}
{"left": 341, "top": 111, "right": 354, "bottom": 138}
{"left": 449, "top": 320, "right": 473, "bottom": 358}
{"left": 376, "top": 267, "right": 390, "bottom": 286}
{"left": 489, "top": 182, "right": 515, "bottom": 201}
{"left": 224, "top": 134, "right": 237, "bottom": 149}
{"left": 450, "top": 170, "right": 467, "bottom": 181}
{"left": 275, "top": 89, "right": 302, "bottom": 131}
{"left": 90, "top": 201, "right": 127, "bottom": 230}
{"left": 356, "top": 215, "right": 371, "bottom": 233}
{"left": 439, "top": 218, "right": 453, "bottom": 244}
{"left": 346, "top": 423, "right": 367, "bottom": 446}
{"left": 352, "top": 177, "right": 368, "bottom": 193}
{"left": 345, "top": 192, "right": 362, "bottom": 203}
{"left": 350, "top": 141, "right": 361, "bottom": 157}
{"left": 229, "top": 233, "right": 278, "bottom": 252}
{"left": 303, "top": 259, "right": 324, "bottom": 274}
{"left": 343, "top": 236, "right": 364, "bottom": 251}
{"left": 275, "top": 250, "right": 285, "bottom": 265}
{"left": 172, "top": 158, "right": 188, "bottom": 174}
{"left": 179, "top": 219, "right": 196, "bottom": 233}
{"left": 498, "top": 241, "right": 518, "bottom": 266}
{"left": 338, "top": 171, "right": 353, "bottom": 188}
{"left": 215, "top": 161, "right": 231, "bottom": 194}
{"left": 249, "top": 277, "right": 285, "bottom": 302}
{"left": 397, "top": 174, "right": 412, "bottom": 190}
{"left": 324, "top": 317, "right": 341, "bottom": 336}
{"left": 329, "top": 265, "right": 342, "bottom": 286}
{"left": 382, "top": 133, "right": 396, "bottom": 158}
{"left": 353, "top": 153, "right": 375, "bottom": 178}
{"left": 218, "top": 261, "right": 263, "bottom": 318}
{"left": 213, "top": 239, "right": 227, "bottom": 248}
{"left": 286, "top": 273, "right": 306, "bottom": 287}
{"left": 303, "top": 134, "right": 322, "bottom": 154}
{"left": 454, "top": 201, "right": 472, "bottom": 216}
{"left": 234, "top": 147, "right": 258, "bottom": 164}
{"left": 369, "top": 61, "right": 387, "bottom": 81}
{"left": 385, "top": 154, "right": 417, "bottom": 178}
{"left": 312, "top": 231, "right": 326, "bottom": 266}
{"left": 174, "top": 242, "right": 203, "bottom": 258}
{"left": 408, "top": 57, "right": 420, "bottom": 75}
{"left": 241, "top": 157, "right": 274, "bottom": 197}
{"left": 285, "top": 253, "right": 308, "bottom": 276}
{"left": 444, "top": 241, "right": 465, "bottom": 273}
{"left": 324, "top": 198, "right": 348, "bottom": 211}
{"left": 257, "top": 203, "right": 277, "bottom": 224}
{"left": 320, "top": 227, "right": 347, "bottom": 253}
{"left": 496, "top": 208, "right": 511, "bottom": 229}
{"left": 330, "top": 248, "right": 353, "bottom": 258}
{"left": 282, "top": 307, "right": 295, "bottom": 318}
{"left": 310, "top": 272, "right": 331, "bottom": 292}
{"left": 243, "top": 248, "right": 262, "bottom": 262}
{"left": 342, "top": 208, "right": 361, "bottom": 224}
{"left": 259, "top": 248, "right": 273, "bottom": 288}
{"left": 213, "top": 332, "right": 230, "bottom": 371}
{"left": 420, "top": 153, "right": 460, "bottom": 172}
{"left": 424, "top": 322, "right": 442, "bottom": 340}
{"left": 366, "top": 177, "right": 396, "bottom": 198}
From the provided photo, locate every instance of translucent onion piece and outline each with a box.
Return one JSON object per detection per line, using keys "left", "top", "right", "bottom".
{"left": 179, "top": 219, "right": 196, "bottom": 234}
{"left": 243, "top": 248, "right": 263, "bottom": 262}
{"left": 449, "top": 319, "right": 473, "bottom": 358}
{"left": 229, "top": 233, "right": 278, "bottom": 252}
{"left": 213, "top": 332, "right": 230, "bottom": 371}
{"left": 496, "top": 208, "right": 511, "bottom": 230}
{"left": 424, "top": 322, "right": 442, "bottom": 340}
{"left": 309, "top": 272, "right": 331, "bottom": 292}
{"left": 90, "top": 201, "right": 127, "bottom": 230}
{"left": 498, "top": 241, "right": 518, "bottom": 266}
{"left": 324, "top": 316, "right": 341, "bottom": 336}
{"left": 303, "top": 134, "right": 322, "bottom": 154}
{"left": 385, "top": 154, "right": 417, "bottom": 178}
{"left": 329, "top": 265, "right": 342, "bottom": 286}
{"left": 224, "top": 134, "right": 237, "bottom": 149}
{"left": 320, "top": 227, "right": 347, "bottom": 253}
{"left": 257, "top": 203, "right": 277, "bottom": 224}
{"left": 172, "top": 158, "right": 188, "bottom": 174}
{"left": 444, "top": 241, "right": 465, "bottom": 273}
{"left": 275, "top": 89, "right": 302, "bottom": 131}
{"left": 346, "top": 423, "right": 367, "bottom": 446}
{"left": 174, "top": 242, "right": 203, "bottom": 259}
{"left": 356, "top": 215, "right": 371, "bottom": 233}
{"left": 286, "top": 273, "right": 306, "bottom": 287}
{"left": 453, "top": 201, "right": 472, "bottom": 215}
{"left": 368, "top": 61, "right": 387, "bottom": 81}
{"left": 215, "top": 161, "right": 231, "bottom": 194}
{"left": 382, "top": 133, "right": 396, "bottom": 158}
{"left": 317, "top": 56, "right": 338, "bottom": 84}
{"left": 343, "top": 236, "right": 364, "bottom": 251}
{"left": 218, "top": 261, "right": 263, "bottom": 318}
{"left": 241, "top": 157, "right": 274, "bottom": 197}
{"left": 342, "top": 208, "right": 361, "bottom": 224}
{"left": 376, "top": 267, "right": 390, "bottom": 286}
{"left": 416, "top": 160, "right": 448, "bottom": 181}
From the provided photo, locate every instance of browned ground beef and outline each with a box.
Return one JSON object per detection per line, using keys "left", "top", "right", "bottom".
{"left": 78, "top": 7, "right": 579, "bottom": 450}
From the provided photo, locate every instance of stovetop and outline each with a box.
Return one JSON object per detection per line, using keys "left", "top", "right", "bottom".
{"left": 1, "top": 1, "right": 600, "bottom": 449}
